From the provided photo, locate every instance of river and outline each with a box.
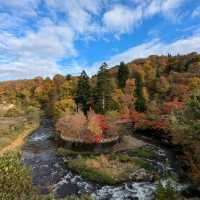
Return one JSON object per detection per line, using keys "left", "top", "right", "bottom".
{"left": 22, "top": 119, "right": 188, "bottom": 200}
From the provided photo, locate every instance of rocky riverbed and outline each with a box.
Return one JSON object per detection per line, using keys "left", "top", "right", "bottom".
{"left": 22, "top": 119, "right": 191, "bottom": 200}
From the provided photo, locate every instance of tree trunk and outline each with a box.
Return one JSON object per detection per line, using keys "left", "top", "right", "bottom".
{"left": 102, "top": 92, "right": 105, "bottom": 111}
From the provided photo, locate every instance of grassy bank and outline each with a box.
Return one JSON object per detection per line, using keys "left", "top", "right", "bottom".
{"left": 67, "top": 154, "right": 154, "bottom": 185}
{"left": 0, "top": 105, "right": 41, "bottom": 154}
{"left": 0, "top": 122, "right": 39, "bottom": 155}
{"left": 0, "top": 119, "right": 39, "bottom": 155}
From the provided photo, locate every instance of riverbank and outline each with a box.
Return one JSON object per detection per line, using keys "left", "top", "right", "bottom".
{"left": 0, "top": 105, "right": 41, "bottom": 155}
{"left": 134, "top": 129, "right": 200, "bottom": 199}
{"left": 0, "top": 121, "right": 39, "bottom": 155}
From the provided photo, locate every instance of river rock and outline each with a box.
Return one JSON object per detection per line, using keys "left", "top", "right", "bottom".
{"left": 55, "top": 183, "right": 79, "bottom": 198}
{"left": 129, "top": 168, "right": 154, "bottom": 182}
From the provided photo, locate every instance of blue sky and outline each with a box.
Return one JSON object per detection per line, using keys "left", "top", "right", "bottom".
{"left": 0, "top": 0, "right": 200, "bottom": 80}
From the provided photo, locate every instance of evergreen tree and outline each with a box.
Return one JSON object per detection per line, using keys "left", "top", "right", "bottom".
{"left": 134, "top": 73, "right": 146, "bottom": 112}
{"left": 66, "top": 74, "right": 72, "bottom": 80}
{"left": 156, "top": 64, "right": 160, "bottom": 79}
{"left": 93, "top": 63, "right": 113, "bottom": 113}
{"left": 117, "top": 62, "right": 129, "bottom": 88}
{"left": 75, "top": 70, "right": 91, "bottom": 114}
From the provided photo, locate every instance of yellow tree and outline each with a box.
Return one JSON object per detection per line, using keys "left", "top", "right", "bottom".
{"left": 189, "top": 77, "right": 200, "bottom": 93}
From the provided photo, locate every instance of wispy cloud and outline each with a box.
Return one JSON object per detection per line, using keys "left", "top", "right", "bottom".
{"left": 192, "top": 6, "right": 200, "bottom": 18}
{"left": 102, "top": 0, "right": 186, "bottom": 36}
{"left": 88, "top": 32, "right": 200, "bottom": 75}
{"left": 0, "top": 0, "right": 39, "bottom": 17}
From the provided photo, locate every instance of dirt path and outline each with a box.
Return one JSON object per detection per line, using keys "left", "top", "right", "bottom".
{"left": 0, "top": 125, "right": 37, "bottom": 156}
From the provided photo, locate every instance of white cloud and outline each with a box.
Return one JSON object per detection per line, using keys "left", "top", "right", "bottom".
{"left": 79, "top": 0, "right": 101, "bottom": 15}
{"left": 1, "top": 22, "right": 76, "bottom": 59}
{"left": 0, "top": 21, "right": 76, "bottom": 80}
{"left": 162, "top": 0, "right": 184, "bottom": 11}
{"left": 44, "top": 0, "right": 102, "bottom": 35}
{"left": 102, "top": 0, "right": 185, "bottom": 35}
{"left": 88, "top": 32, "right": 200, "bottom": 74}
{"left": 192, "top": 6, "right": 200, "bottom": 18}
{"left": 0, "top": 0, "right": 40, "bottom": 17}
{"left": 0, "top": 59, "right": 60, "bottom": 81}
{"left": 0, "top": 13, "right": 25, "bottom": 30}
{"left": 103, "top": 5, "right": 142, "bottom": 34}
{"left": 146, "top": 0, "right": 185, "bottom": 18}
{"left": 146, "top": 0, "right": 161, "bottom": 16}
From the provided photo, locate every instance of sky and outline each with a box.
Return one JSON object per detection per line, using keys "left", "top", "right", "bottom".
{"left": 0, "top": 0, "right": 200, "bottom": 81}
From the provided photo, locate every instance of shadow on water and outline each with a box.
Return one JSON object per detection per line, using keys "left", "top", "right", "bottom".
{"left": 22, "top": 119, "right": 190, "bottom": 200}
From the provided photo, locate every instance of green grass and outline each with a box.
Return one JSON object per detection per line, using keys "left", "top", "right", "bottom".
{"left": 56, "top": 147, "right": 102, "bottom": 158}
{"left": 131, "top": 146, "right": 158, "bottom": 159}
{"left": 67, "top": 154, "right": 151, "bottom": 185}
{"left": 57, "top": 147, "right": 81, "bottom": 157}
{"left": 68, "top": 158, "right": 116, "bottom": 185}
{"left": 111, "top": 152, "right": 156, "bottom": 172}
{"left": 109, "top": 153, "right": 132, "bottom": 162}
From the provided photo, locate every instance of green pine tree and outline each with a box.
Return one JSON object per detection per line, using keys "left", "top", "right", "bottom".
{"left": 134, "top": 73, "right": 147, "bottom": 112}
{"left": 156, "top": 65, "right": 160, "bottom": 79}
{"left": 75, "top": 70, "right": 91, "bottom": 114}
{"left": 117, "top": 62, "right": 129, "bottom": 88}
{"left": 93, "top": 63, "right": 113, "bottom": 113}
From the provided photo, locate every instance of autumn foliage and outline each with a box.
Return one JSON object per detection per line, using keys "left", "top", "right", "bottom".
{"left": 163, "top": 99, "right": 184, "bottom": 114}
{"left": 56, "top": 110, "right": 117, "bottom": 143}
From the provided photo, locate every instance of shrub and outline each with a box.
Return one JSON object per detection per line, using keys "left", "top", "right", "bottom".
{"left": 190, "top": 121, "right": 200, "bottom": 136}
{"left": 87, "top": 110, "right": 104, "bottom": 136}
{"left": 105, "top": 110, "right": 120, "bottom": 123}
{"left": 186, "top": 93, "right": 200, "bottom": 119}
{"left": 155, "top": 181, "right": 181, "bottom": 200}
{"left": 189, "top": 77, "right": 200, "bottom": 93}
{"left": 53, "top": 98, "right": 76, "bottom": 118}
{"left": 56, "top": 112, "right": 86, "bottom": 138}
{"left": 0, "top": 152, "right": 40, "bottom": 200}
{"left": 163, "top": 99, "right": 184, "bottom": 114}
{"left": 130, "top": 111, "right": 145, "bottom": 122}
{"left": 87, "top": 110, "right": 118, "bottom": 139}
{"left": 26, "top": 106, "right": 40, "bottom": 122}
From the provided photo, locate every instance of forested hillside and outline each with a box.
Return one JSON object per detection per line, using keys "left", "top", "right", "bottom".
{"left": 0, "top": 52, "right": 200, "bottom": 193}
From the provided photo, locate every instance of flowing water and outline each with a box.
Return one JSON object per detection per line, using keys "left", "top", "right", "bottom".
{"left": 22, "top": 119, "right": 187, "bottom": 200}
